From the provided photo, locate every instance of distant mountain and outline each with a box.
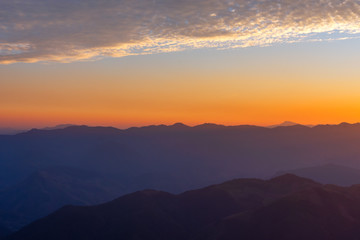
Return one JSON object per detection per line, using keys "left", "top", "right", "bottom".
{"left": 0, "top": 167, "right": 126, "bottom": 230}
{"left": 275, "top": 164, "right": 360, "bottom": 186}
{"left": 7, "top": 174, "right": 320, "bottom": 240}
{"left": 267, "top": 121, "right": 314, "bottom": 128}
{"left": 40, "top": 124, "right": 77, "bottom": 131}
{"left": 267, "top": 121, "right": 301, "bottom": 128}
{"left": 0, "top": 124, "right": 76, "bottom": 136}
{"left": 0, "top": 128, "right": 25, "bottom": 135}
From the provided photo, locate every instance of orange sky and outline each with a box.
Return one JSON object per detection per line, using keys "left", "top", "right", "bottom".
{"left": 1, "top": 40, "right": 360, "bottom": 129}
{"left": 2, "top": 0, "right": 360, "bottom": 129}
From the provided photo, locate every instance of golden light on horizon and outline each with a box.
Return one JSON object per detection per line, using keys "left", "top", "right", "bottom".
{"left": 1, "top": 0, "right": 360, "bottom": 129}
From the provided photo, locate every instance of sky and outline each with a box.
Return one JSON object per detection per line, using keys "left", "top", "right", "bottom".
{"left": 1, "top": 0, "right": 360, "bottom": 129}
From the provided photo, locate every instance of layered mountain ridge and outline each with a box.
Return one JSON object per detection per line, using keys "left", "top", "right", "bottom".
{"left": 2, "top": 122, "right": 360, "bottom": 231}
{"left": 8, "top": 174, "right": 360, "bottom": 240}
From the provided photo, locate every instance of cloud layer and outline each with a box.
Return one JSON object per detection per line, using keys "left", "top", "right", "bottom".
{"left": 1, "top": 0, "right": 360, "bottom": 63}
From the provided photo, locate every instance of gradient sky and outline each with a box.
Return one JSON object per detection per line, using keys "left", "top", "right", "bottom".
{"left": 1, "top": 0, "right": 360, "bottom": 129}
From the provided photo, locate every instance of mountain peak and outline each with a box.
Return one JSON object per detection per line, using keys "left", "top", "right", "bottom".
{"left": 267, "top": 121, "right": 300, "bottom": 128}
{"left": 282, "top": 121, "right": 298, "bottom": 125}
{"left": 339, "top": 122, "right": 352, "bottom": 127}
{"left": 275, "top": 164, "right": 360, "bottom": 186}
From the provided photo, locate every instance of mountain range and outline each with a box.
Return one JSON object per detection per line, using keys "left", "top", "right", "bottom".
{"left": 8, "top": 174, "right": 360, "bottom": 240}
{"left": 2, "top": 122, "right": 360, "bottom": 231}
{"left": 0, "top": 124, "right": 76, "bottom": 135}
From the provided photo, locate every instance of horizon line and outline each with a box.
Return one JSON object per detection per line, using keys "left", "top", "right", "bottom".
{"left": 1, "top": 121, "right": 359, "bottom": 135}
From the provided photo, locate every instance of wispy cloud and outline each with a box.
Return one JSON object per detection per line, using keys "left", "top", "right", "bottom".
{"left": 1, "top": 0, "right": 360, "bottom": 64}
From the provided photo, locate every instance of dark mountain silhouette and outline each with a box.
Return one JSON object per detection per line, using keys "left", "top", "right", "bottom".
{"left": 200, "top": 185, "right": 360, "bottom": 240}
{"left": 275, "top": 164, "right": 360, "bottom": 186}
{"left": 3, "top": 122, "right": 360, "bottom": 230}
{"left": 6, "top": 174, "right": 319, "bottom": 240}
{"left": 7, "top": 174, "right": 354, "bottom": 240}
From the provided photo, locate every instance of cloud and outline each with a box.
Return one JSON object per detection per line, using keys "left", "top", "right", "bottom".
{"left": 0, "top": 0, "right": 360, "bottom": 64}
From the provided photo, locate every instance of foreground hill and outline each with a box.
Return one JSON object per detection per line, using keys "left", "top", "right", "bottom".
{"left": 276, "top": 164, "right": 360, "bottom": 186}
{"left": 8, "top": 174, "right": 323, "bottom": 240}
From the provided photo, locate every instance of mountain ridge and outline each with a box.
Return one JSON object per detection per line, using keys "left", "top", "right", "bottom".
{"left": 8, "top": 174, "right": 360, "bottom": 240}
{"left": 275, "top": 164, "right": 360, "bottom": 186}
{"left": 3, "top": 122, "right": 360, "bottom": 231}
